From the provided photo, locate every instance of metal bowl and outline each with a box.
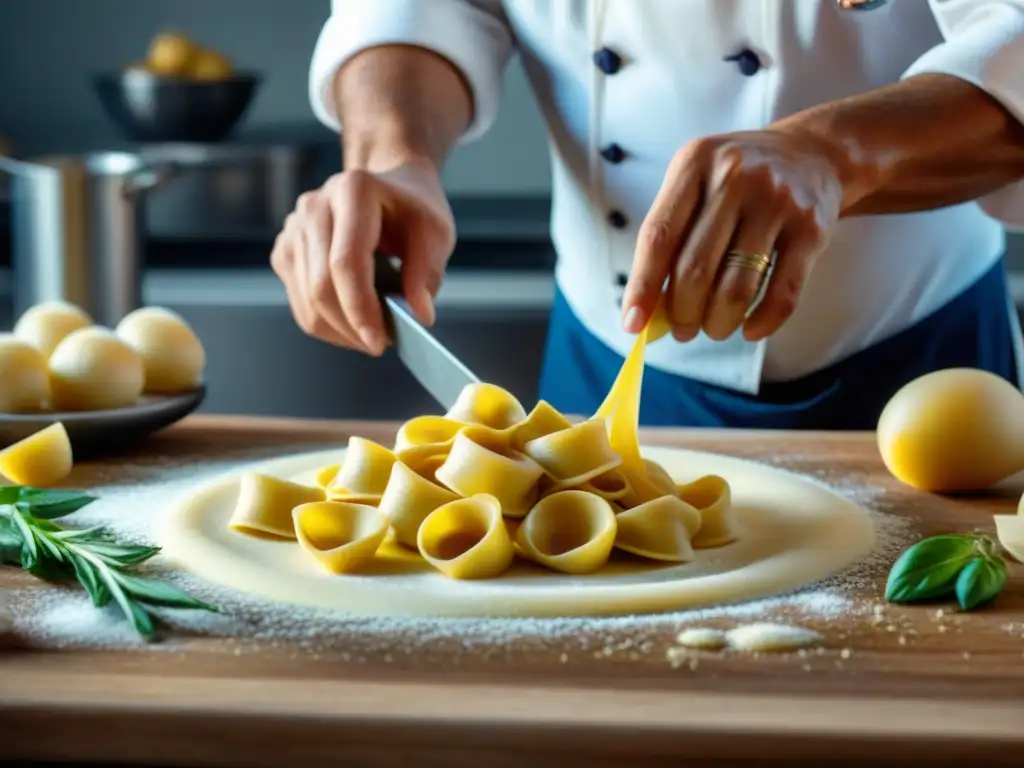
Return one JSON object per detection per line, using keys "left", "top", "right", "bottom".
{"left": 93, "top": 70, "right": 261, "bottom": 143}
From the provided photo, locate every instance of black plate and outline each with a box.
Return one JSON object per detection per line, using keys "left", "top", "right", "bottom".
{"left": 0, "top": 386, "right": 206, "bottom": 459}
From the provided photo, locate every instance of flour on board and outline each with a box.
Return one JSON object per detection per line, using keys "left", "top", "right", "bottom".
{"left": 2, "top": 450, "right": 916, "bottom": 653}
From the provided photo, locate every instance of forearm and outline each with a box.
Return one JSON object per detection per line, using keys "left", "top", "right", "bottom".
{"left": 772, "top": 74, "right": 1024, "bottom": 217}
{"left": 334, "top": 45, "right": 473, "bottom": 173}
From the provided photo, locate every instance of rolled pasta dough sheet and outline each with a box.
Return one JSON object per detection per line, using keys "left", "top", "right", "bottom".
{"left": 160, "top": 444, "right": 875, "bottom": 619}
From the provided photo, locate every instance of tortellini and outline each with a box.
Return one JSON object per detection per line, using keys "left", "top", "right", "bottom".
{"left": 516, "top": 491, "right": 617, "bottom": 574}
{"left": 677, "top": 474, "right": 739, "bottom": 548}
{"left": 417, "top": 494, "right": 514, "bottom": 579}
{"left": 378, "top": 461, "right": 459, "bottom": 547}
{"left": 293, "top": 501, "right": 389, "bottom": 574}
{"left": 228, "top": 304, "right": 740, "bottom": 578}
{"left": 229, "top": 473, "right": 325, "bottom": 539}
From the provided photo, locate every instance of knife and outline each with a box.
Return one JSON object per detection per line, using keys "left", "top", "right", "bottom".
{"left": 374, "top": 252, "right": 481, "bottom": 411}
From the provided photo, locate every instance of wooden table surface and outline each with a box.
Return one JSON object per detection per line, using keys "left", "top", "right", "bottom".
{"left": 1, "top": 415, "right": 1023, "bottom": 767}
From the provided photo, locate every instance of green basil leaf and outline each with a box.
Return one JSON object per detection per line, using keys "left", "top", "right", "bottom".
{"left": 955, "top": 556, "right": 1007, "bottom": 611}
{"left": 885, "top": 534, "right": 976, "bottom": 603}
{"left": 17, "top": 488, "right": 97, "bottom": 520}
{"left": 114, "top": 572, "right": 216, "bottom": 612}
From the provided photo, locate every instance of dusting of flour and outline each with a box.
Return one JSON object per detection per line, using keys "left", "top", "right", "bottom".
{"left": 3, "top": 450, "right": 917, "bottom": 654}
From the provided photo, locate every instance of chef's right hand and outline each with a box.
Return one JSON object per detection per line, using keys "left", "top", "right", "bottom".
{"left": 271, "top": 156, "right": 456, "bottom": 356}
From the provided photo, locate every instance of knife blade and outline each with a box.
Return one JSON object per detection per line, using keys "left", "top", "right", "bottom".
{"left": 374, "top": 253, "right": 480, "bottom": 411}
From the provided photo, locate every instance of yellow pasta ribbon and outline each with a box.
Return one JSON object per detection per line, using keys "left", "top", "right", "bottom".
{"left": 229, "top": 472, "right": 325, "bottom": 539}
{"left": 417, "top": 494, "right": 515, "bottom": 579}
{"left": 292, "top": 500, "right": 390, "bottom": 574}
{"left": 516, "top": 490, "right": 617, "bottom": 574}
{"left": 593, "top": 301, "right": 675, "bottom": 506}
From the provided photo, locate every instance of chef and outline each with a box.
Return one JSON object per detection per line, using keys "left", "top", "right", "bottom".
{"left": 271, "top": 0, "right": 1024, "bottom": 429}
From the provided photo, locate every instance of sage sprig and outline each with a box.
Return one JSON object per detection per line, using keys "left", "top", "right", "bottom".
{"left": 0, "top": 485, "right": 216, "bottom": 639}
{"left": 885, "top": 532, "right": 1007, "bottom": 611}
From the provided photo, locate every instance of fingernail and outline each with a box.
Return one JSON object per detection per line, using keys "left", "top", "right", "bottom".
{"left": 622, "top": 306, "right": 645, "bottom": 333}
{"left": 418, "top": 290, "right": 436, "bottom": 326}
{"left": 672, "top": 327, "right": 695, "bottom": 343}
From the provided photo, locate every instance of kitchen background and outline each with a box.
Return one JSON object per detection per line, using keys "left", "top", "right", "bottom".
{"left": 1, "top": 0, "right": 1022, "bottom": 421}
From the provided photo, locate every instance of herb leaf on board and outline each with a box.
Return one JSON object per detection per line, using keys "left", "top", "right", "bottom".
{"left": 0, "top": 486, "right": 216, "bottom": 640}
{"left": 885, "top": 534, "right": 977, "bottom": 604}
{"left": 955, "top": 555, "right": 1007, "bottom": 611}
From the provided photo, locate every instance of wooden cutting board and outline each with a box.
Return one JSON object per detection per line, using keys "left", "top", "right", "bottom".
{"left": 1, "top": 415, "right": 1023, "bottom": 767}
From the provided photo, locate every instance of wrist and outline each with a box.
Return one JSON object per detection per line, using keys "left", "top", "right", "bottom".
{"left": 342, "top": 124, "right": 445, "bottom": 176}
{"left": 769, "top": 110, "right": 880, "bottom": 215}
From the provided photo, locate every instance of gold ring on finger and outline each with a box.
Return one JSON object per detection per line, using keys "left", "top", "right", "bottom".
{"left": 723, "top": 250, "right": 772, "bottom": 276}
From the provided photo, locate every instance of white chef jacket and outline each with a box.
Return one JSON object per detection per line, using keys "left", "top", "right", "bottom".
{"left": 308, "top": 0, "right": 1024, "bottom": 395}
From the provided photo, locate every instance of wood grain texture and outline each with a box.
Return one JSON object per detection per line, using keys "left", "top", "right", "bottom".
{"left": 2, "top": 415, "right": 1024, "bottom": 767}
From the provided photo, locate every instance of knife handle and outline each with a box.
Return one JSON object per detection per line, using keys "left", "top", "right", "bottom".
{"left": 373, "top": 252, "right": 405, "bottom": 297}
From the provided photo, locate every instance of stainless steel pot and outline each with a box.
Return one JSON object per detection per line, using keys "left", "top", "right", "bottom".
{"left": 0, "top": 144, "right": 309, "bottom": 327}
{"left": 140, "top": 144, "right": 311, "bottom": 239}
{"left": 0, "top": 152, "right": 177, "bottom": 328}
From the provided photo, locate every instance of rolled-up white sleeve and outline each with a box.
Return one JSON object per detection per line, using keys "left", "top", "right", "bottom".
{"left": 308, "top": 0, "right": 514, "bottom": 144}
{"left": 903, "top": 0, "right": 1024, "bottom": 229}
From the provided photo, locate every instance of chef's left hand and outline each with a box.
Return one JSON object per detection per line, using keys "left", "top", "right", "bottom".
{"left": 621, "top": 130, "right": 847, "bottom": 342}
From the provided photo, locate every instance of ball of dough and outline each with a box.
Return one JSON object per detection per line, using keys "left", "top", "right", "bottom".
{"left": 48, "top": 327, "right": 145, "bottom": 411}
{"left": 189, "top": 48, "right": 233, "bottom": 80}
{"left": 147, "top": 31, "right": 198, "bottom": 76}
{"left": 13, "top": 301, "right": 92, "bottom": 359}
{"left": 877, "top": 368, "right": 1024, "bottom": 492}
{"left": 115, "top": 307, "right": 205, "bottom": 393}
{"left": 0, "top": 334, "right": 50, "bottom": 413}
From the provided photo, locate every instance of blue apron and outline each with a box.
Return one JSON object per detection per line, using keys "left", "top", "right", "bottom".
{"left": 538, "top": 258, "right": 1019, "bottom": 430}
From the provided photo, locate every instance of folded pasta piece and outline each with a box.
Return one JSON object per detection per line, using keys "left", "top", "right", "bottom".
{"left": 400, "top": 447, "right": 450, "bottom": 481}
{"left": 377, "top": 461, "right": 461, "bottom": 547}
{"left": 524, "top": 419, "right": 622, "bottom": 489}
{"left": 229, "top": 473, "right": 325, "bottom": 539}
{"left": 292, "top": 501, "right": 390, "bottom": 574}
{"left": 394, "top": 415, "right": 463, "bottom": 455}
{"left": 615, "top": 496, "right": 700, "bottom": 562}
{"left": 516, "top": 490, "right": 617, "bottom": 574}
{"left": 578, "top": 468, "right": 631, "bottom": 502}
{"left": 314, "top": 464, "right": 341, "bottom": 490}
{"left": 677, "top": 474, "right": 740, "bottom": 548}
{"left": 417, "top": 494, "right": 515, "bottom": 579}
{"left": 642, "top": 459, "right": 681, "bottom": 499}
{"left": 509, "top": 400, "right": 573, "bottom": 450}
{"left": 327, "top": 437, "right": 397, "bottom": 503}
{"left": 445, "top": 382, "right": 527, "bottom": 430}
{"left": 435, "top": 427, "right": 544, "bottom": 517}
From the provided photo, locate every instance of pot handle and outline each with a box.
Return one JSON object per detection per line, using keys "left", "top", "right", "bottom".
{"left": 122, "top": 161, "right": 182, "bottom": 198}
{"left": 0, "top": 154, "right": 49, "bottom": 179}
